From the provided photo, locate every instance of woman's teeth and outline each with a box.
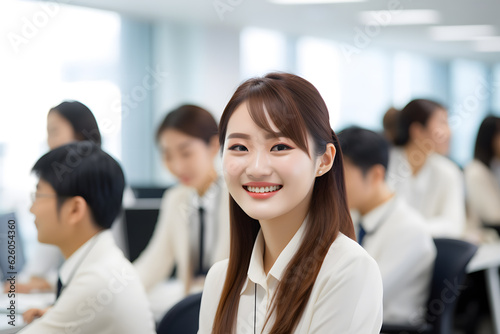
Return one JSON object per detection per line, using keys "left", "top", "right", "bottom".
{"left": 246, "top": 185, "right": 282, "bottom": 193}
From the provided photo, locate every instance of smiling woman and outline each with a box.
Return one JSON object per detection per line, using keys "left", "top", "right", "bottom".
{"left": 198, "top": 72, "right": 383, "bottom": 334}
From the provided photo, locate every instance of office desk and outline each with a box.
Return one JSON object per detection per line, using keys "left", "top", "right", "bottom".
{"left": 0, "top": 292, "right": 54, "bottom": 333}
{"left": 467, "top": 242, "right": 500, "bottom": 334}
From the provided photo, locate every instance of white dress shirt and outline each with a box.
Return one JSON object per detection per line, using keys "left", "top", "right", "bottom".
{"left": 199, "top": 220, "right": 383, "bottom": 334}
{"left": 387, "top": 148, "right": 466, "bottom": 238}
{"left": 19, "top": 230, "right": 156, "bottom": 334}
{"left": 189, "top": 177, "right": 222, "bottom": 272}
{"left": 355, "top": 196, "right": 436, "bottom": 324}
{"left": 134, "top": 177, "right": 230, "bottom": 294}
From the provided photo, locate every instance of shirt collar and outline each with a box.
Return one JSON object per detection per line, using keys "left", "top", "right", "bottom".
{"left": 241, "top": 217, "right": 308, "bottom": 295}
{"left": 360, "top": 195, "right": 396, "bottom": 233}
{"left": 191, "top": 175, "right": 221, "bottom": 209}
{"left": 59, "top": 230, "right": 105, "bottom": 285}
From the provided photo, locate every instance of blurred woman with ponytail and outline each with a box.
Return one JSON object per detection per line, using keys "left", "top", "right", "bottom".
{"left": 386, "top": 99, "right": 465, "bottom": 237}
{"left": 198, "top": 72, "right": 383, "bottom": 333}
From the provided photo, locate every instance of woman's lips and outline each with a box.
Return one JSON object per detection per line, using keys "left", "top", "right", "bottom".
{"left": 242, "top": 182, "right": 283, "bottom": 199}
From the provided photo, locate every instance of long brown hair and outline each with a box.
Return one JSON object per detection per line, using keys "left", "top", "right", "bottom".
{"left": 213, "top": 72, "right": 355, "bottom": 333}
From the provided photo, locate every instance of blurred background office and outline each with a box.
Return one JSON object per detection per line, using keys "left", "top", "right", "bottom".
{"left": 0, "top": 0, "right": 499, "bottom": 330}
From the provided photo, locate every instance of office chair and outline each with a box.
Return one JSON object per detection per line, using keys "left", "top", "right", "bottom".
{"left": 381, "top": 238, "right": 478, "bottom": 334}
{"left": 156, "top": 292, "right": 203, "bottom": 334}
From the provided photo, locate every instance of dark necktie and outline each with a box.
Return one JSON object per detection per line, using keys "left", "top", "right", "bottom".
{"left": 197, "top": 207, "right": 206, "bottom": 276}
{"left": 56, "top": 276, "right": 63, "bottom": 300}
{"left": 358, "top": 222, "right": 367, "bottom": 246}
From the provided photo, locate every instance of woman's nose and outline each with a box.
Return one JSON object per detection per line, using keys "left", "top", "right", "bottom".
{"left": 246, "top": 151, "right": 272, "bottom": 178}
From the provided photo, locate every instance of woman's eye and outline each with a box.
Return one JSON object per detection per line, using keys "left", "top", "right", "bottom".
{"left": 271, "top": 144, "right": 292, "bottom": 152}
{"left": 228, "top": 144, "right": 248, "bottom": 152}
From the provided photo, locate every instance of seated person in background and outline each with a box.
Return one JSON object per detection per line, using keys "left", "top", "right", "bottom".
{"left": 5, "top": 100, "right": 102, "bottom": 294}
{"left": 464, "top": 115, "right": 500, "bottom": 242}
{"left": 386, "top": 99, "right": 465, "bottom": 238}
{"left": 20, "top": 141, "right": 155, "bottom": 334}
{"left": 5, "top": 100, "right": 133, "bottom": 295}
{"left": 133, "top": 105, "right": 229, "bottom": 315}
{"left": 339, "top": 126, "right": 436, "bottom": 325}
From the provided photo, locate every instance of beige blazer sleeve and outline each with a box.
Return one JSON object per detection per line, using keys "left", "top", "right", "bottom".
{"left": 465, "top": 160, "right": 500, "bottom": 224}
{"left": 133, "top": 186, "right": 190, "bottom": 291}
{"left": 214, "top": 185, "right": 230, "bottom": 263}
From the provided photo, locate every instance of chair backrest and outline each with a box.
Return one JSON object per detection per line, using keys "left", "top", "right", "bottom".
{"left": 157, "top": 292, "right": 203, "bottom": 334}
{"left": 426, "top": 238, "right": 477, "bottom": 334}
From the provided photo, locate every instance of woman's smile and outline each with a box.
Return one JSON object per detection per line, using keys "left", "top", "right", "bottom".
{"left": 242, "top": 182, "right": 283, "bottom": 199}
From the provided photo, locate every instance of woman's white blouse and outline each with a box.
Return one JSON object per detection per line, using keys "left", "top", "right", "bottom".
{"left": 198, "top": 222, "right": 383, "bottom": 334}
{"left": 386, "top": 148, "right": 466, "bottom": 238}
{"left": 465, "top": 159, "right": 500, "bottom": 224}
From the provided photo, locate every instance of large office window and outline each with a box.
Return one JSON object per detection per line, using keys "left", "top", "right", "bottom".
{"left": 448, "top": 60, "right": 491, "bottom": 167}
{"left": 296, "top": 37, "right": 341, "bottom": 128}
{"left": 0, "top": 1, "right": 121, "bottom": 256}
{"left": 240, "top": 27, "right": 288, "bottom": 79}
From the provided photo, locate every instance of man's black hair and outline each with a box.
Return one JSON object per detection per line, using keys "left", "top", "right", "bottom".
{"left": 338, "top": 126, "right": 390, "bottom": 175}
{"left": 32, "top": 141, "right": 124, "bottom": 229}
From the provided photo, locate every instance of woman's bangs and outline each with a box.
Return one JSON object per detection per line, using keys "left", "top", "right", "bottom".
{"left": 245, "top": 87, "right": 309, "bottom": 155}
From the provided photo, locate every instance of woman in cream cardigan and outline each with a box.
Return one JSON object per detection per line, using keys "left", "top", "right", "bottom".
{"left": 464, "top": 116, "right": 500, "bottom": 242}
{"left": 134, "top": 105, "right": 230, "bottom": 300}
{"left": 386, "top": 99, "right": 465, "bottom": 238}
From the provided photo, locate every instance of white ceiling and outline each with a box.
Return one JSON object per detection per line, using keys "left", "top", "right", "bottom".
{"left": 54, "top": 0, "right": 500, "bottom": 63}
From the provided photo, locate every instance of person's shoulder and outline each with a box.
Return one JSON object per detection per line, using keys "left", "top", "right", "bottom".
{"left": 161, "top": 183, "right": 193, "bottom": 205}
{"left": 316, "top": 233, "right": 382, "bottom": 291}
{"left": 201, "top": 260, "right": 229, "bottom": 305}
{"left": 324, "top": 233, "right": 378, "bottom": 272}
{"left": 381, "top": 199, "right": 435, "bottom": 250}
{"left": 206, "top": 259, "right": 229, "bottom": 282}
{"left": 464, "top": 159, "right": 490, "bottom": 178}
{"left": 429, "top": 153, "right": 462, "bottom": 177}
{"left": 77, "top": 232, "right": 138, "bottom": 282}
{"left": 388, "top": 198, "right": 429, "bottom": 232}
{"left": 161, "top": 183, "right": 191, "bottom": 198}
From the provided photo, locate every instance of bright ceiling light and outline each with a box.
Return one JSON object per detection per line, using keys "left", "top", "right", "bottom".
{"left": 270, "top": 0, "right": 366, "bottom": 4}
{"left": 429, "top": 25, "right": 496, "bottom": 41}
{"left": 473, "top": 37, "right": 500, "bottom": 52}
{"left": 359, "top": 9, "right": 440, "bottom": 26}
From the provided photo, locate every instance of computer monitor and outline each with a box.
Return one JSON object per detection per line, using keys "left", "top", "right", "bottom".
{"left": 130, "top": 186, "right": 169, "bottom": 199}
{"left": 123, "top": 208, "right": 160, "bottom": 263}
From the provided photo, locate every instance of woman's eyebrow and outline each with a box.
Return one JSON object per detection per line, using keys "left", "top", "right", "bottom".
{"left": 227, "top": 133, "right": 251, "bottom": 140}
{"left": 227, "top": 132, "right": 286, "bottom": 140}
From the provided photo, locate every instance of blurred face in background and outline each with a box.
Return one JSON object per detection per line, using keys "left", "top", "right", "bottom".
{"left": 411, "top": 108, "right": 451, "bottom": 155}
{"left": 47, "top": 111, "right": 76, "bottom": 150}
{"left": 159, "top": 129, "right": 219, "bottom": 194}
{"left": 343, "top": 158, "right": 372, "bottom": 213}
{"left": 424, "top": 108, "right": 451, "bottom": 155}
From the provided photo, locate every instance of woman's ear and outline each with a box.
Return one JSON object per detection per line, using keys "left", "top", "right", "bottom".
{"left": 316, "top": 143, "right": 336, "bottom": 177}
